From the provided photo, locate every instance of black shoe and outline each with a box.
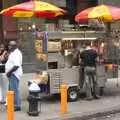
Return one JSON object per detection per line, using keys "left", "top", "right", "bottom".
{"left": 94, "top": 95, "right": 100, "bottom": 99}
{"left": 14, "top": 107, "right": 21, "bottom": 111}
{"left": 0, "top": 101, "right": 6, "bottom": 104}
{"left": 86, "top": 96, "right": 93, "bottom": 101}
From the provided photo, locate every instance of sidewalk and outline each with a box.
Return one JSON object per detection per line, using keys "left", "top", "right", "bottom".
{"left": 1, "top": 80, "right": 120, "bottom": 120}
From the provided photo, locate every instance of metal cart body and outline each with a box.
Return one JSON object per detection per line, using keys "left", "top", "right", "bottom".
{"left": 35, "top": 30, "right": 107, "bottom": 101}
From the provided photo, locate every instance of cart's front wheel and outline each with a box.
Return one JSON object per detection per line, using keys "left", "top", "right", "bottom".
{"left": 68, "top": 87, "right": 78, "bottom": 102}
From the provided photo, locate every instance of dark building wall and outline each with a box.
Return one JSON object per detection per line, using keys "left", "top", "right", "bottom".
{"left": 66, "top": 0, "right": 77, "bottom": 16}
{"left": 77, "top": 0, "right": 98, "bottom": 12}
{"left": 41, "top": 0, "right": 66, "bottom": 7}
{"left": 0, "top": 0, "right": 3, "bottom": 42}
{"left": 17, "top": 0, "right": 29, "bottom": 3}
{"left": 99, "top": 0, "right": 120, "bottom": 7}
{"left": 2, "top": 0, "right": 17, "bottom": 40}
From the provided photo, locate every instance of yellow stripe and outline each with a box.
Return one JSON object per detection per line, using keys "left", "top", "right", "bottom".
{"left": 88, "top": 5, "right": 112, "bottom": 21}
{"left": 13, "top": 11, "right": 34, "bottom": 17}
{"left": 34, "top": 1, "right": 63, "bottom": 16}
{"left": 35, "top": 1, "right": 61, "bottom": 11}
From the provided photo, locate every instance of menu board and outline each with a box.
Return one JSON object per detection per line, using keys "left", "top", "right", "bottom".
{"left": 48, "top": 41, "right": 61, "bottom": 52}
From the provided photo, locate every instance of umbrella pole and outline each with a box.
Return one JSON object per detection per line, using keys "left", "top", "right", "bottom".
{"left": 106, "top": 22, "right": 111, "bottom": 37}
{"left": 106, "top": 22, "right": 111, "bottom": 63}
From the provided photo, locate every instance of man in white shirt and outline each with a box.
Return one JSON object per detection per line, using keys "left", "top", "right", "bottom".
{"left": 6, "top": 41, "right": 23, "bottom": 111}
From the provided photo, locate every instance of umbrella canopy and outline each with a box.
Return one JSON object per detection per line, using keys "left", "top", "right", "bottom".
{"left": 0, "top": 0, "right": 66, "bottom": 18}
{"left": 75, "top": 5, "right": 120, "bottom": 23}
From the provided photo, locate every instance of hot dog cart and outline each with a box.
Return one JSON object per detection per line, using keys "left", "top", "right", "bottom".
{"left": 33, "top": 30, "right": 107, "bottom": 101}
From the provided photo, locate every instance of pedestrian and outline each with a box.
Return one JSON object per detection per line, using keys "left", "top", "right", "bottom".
{"left": 80, "top": 42, "right": 100, "bottom": 100}
{"left": 0, "top": 43, "right": 8, "bottom": 104}
{"left": 5, "top": 41, "right": 23, "bottom": 111}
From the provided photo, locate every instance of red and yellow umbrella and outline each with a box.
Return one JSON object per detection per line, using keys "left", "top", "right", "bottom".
{"left": 0, "top": 0, "right": 66, "bottom": 18}
{"left": 75, "top": 5, "right": 120, "bottom": 23}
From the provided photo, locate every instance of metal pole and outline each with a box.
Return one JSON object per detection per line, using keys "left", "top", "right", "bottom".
{"left": 60, "top": 84, "right": 68, "bottom": 115}
{"left": 7, "top": 91, "right": 14, "bottom": 120}
{"left": 106, "top": 22, "right": 111, "bottom": 62}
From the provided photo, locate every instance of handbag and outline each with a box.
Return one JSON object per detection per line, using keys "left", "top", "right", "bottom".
{"left": 0, "top": 64, "right": 5, "bottom": 73}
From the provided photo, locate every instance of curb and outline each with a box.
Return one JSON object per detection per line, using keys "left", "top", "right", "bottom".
{"left": 48, "top": 106, "right": 120, "bottom": 120}
{"left": 64, "top": 108, "right": 120, "bottom": 120}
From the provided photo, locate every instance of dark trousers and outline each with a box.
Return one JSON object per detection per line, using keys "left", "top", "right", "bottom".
{"left": 84, "top": 66, "right": 98, "bottom": 98}
{"left": 79, "top": 66, "right": 84, "bottom": 88}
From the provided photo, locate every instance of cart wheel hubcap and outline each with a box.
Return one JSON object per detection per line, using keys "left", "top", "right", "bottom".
{"left": 70, "top": 91, "right": 77, "bottom": 99}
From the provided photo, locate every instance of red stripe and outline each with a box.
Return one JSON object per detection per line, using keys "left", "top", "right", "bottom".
{"left": 75, "top": 7, "right": 93, "bottom": 22}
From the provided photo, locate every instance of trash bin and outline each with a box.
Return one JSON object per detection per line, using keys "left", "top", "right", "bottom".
{"left": 27, "top": 82, "right": 41, "bottom": 116}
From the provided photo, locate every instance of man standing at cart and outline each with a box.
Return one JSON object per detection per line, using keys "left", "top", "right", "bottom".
{"left": 80, "top": 42, "right": 100, "bottom": 100}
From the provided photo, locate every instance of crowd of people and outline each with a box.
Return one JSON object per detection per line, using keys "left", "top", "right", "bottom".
{"left": 0, "top": 41, "right": 23, "bottom": 111}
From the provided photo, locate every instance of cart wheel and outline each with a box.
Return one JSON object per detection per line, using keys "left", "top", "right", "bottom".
{"left": 67, "top": 87, "right": 78, "bottom": 102}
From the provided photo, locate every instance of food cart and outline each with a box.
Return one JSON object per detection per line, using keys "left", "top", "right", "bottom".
{"left": 33, "top": 30, "right": 107, "bottom": 101}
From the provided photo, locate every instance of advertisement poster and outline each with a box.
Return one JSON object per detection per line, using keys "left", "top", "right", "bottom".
{"left": 35, "top": 31, "right": 48, "bottom": 62}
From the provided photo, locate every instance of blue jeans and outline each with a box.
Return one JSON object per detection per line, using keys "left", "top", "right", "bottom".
{"left": 8, "top": 74, "right": 21, "bottom": 107}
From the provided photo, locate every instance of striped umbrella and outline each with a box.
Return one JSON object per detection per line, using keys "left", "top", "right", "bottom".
{"left": 75, "top": 5, "right": 120, "bottom": 23}
{"left": 0, "top": 0, "right": 66, "bottom": 18}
